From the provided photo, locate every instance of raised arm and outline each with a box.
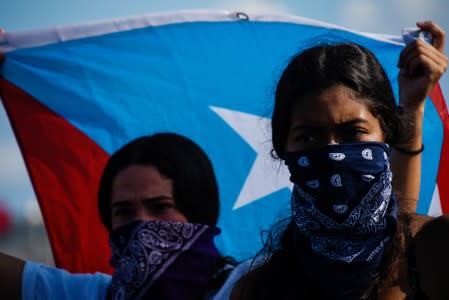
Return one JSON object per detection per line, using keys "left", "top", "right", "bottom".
{"left": 392, "top": 20, "right": 448, "bottom": 213}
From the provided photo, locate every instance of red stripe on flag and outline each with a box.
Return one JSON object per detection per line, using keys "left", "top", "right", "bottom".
{"left": 430, "top": 83, "right": 449, "bottom": 214}
{"left": 1, "top": 79, "right": 113, "bottom": 274}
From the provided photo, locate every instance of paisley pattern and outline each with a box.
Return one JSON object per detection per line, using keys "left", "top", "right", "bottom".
{"left": 109, "top": 220, "right": 219, "bottom": 300}
{"left": 285, "top": 142, "right": 397, "bottom": 263}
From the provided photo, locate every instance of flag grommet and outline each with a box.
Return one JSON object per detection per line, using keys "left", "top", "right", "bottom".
{"left": 235, "top": 12, "right": 249, "bottom": 21}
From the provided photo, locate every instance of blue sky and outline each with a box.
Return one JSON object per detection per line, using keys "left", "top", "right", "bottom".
{"left": 1, "top": 0, "right": 449, "bottom": 222}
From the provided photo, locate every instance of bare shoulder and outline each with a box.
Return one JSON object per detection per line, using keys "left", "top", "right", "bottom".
{"left": 414, "top": 214, "right": 449, "bottom": 246}
{"left": 406, "top": 213, "right": 434, "bottom": 236}
{"left": 413, "top": 214, "right": 449, "bottom": 265}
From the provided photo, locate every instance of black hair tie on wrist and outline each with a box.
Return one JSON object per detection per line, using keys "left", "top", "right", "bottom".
{"left": 394, "top": 144, "right": 424, "bottom": 155}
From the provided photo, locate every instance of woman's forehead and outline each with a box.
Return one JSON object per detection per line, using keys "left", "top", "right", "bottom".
{"left": 289, "top": 85, "right": 375, "bottom": 124}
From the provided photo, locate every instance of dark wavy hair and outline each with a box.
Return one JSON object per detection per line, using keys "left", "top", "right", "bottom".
{"left": 232, "top": 43, "right": 407, "bottom": 299}
{"left": 272, "top": 42, "right": 405, "bottom": 159}
{"left": 98, "top": 132, "right": 219, "bottom": 230}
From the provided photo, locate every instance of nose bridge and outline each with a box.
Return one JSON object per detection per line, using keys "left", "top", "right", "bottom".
{"left": 326, "top": 130, "right": 340, "bottom": 145}
{"left": 136, "top": 203, "right": 153, "bottom": 221}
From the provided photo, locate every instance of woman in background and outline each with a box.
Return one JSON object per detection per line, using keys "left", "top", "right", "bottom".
{"left": 1, "top": 133, "right": 237, "bottom": 300}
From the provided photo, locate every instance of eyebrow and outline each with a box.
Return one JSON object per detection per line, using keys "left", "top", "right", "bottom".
{"left": 142, "top": 195, "right": 173, "bottom": 204}
{"left": 111, "top": 195, "right": 174, "bottom": 209}
{"left": 111, "top": 201, "right": 132, "bottom": 209}
{"left": 340, "top": 119, "right": 371, "bottom": 126}
{"left": 290, "top": 118, "right": 370, "bottom": 131}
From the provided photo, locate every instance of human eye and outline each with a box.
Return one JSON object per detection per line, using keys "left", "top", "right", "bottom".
{"left": 342, "top": 126, "right": 368, "bottom": 141}
{"left": 112, "top": 206, "right": 133, "bottom": 217}
{"left": 154, "top": 202, "right": 173, "bottom": 211}
{"left": 147, "top": 199, "right": 176, "bottom": 214}
{"left": 287, "top": 127, "right": 321, "bottom": 151}
{"left": 294, "top": 132, "right": 320, "bottom": 148}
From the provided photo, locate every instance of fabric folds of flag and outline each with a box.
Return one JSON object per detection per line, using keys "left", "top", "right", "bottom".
{"left": 0, "top": 9, "right": 448, "bottom": 274}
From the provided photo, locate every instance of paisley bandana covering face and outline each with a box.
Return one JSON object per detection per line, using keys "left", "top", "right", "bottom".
{"left": 285, "top": 142, "right": 397, "bottom": 263}
{"left": 108, "top": 220, "right": 220, "bottom": 300}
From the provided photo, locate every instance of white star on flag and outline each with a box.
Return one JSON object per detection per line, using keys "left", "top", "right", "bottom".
{"left": 210, "top": 106, "right": 292, "bottom": 210}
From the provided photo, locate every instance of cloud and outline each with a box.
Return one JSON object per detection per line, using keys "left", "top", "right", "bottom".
{"left": 209, "top": 0, "right": 292, "bottom": 15}
{"left": 333, "top": 0, "right": 446, "bottom": 35}
{"left": 393, "top": 0, "right": 434, "bottom": 17}
{"left": 0, "top": 141, "right": 30, "bottom": 186}
{"left": 335, "top": 0, "right": 380, "bottom": 32}
{"left": 24, "top": 199, "right": 44, "bottom": 226}
{"left": 0, "top": 139, "right": 36, "bottom": 222}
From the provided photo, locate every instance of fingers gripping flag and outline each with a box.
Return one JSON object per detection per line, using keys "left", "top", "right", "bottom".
{"left": 1, "top": 10, "right": 448, "bottom": 273}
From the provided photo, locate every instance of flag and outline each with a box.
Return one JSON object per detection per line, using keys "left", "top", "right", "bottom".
{"left": 1, "top": 9, "right": 448, "bottom": 274}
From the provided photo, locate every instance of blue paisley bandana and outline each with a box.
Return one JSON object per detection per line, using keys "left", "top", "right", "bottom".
{"left": 285, "top": 142, "right": 397, "bottom": 264}
{"left": 108, "top": 220, "right": 220, "bottom": 300}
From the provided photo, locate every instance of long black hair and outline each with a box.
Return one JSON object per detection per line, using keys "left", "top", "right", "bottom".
{"left": 98, "top": 132, "right": 219, "bottom": 230}
{"left": 272, "top": 42, "right": 405, "bottom": 159}
{"left": 234, "top": 42, "right": 407, "bottom": 299}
